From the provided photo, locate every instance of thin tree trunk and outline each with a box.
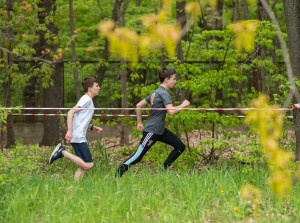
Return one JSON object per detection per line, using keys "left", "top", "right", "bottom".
{"left": 69, "top": 0, "right": 80, "bottom": 101}
{"left": 215, "top": 0, "right": 224, "bottom": 105}
{"left": 239, "top": 0, "right": 249, "bottom": 105}
{"left": 120, "top": 59, "right": 129, "bottom": 145}
{"left": 3, "top": 0, "right": 15, "bottom": 147}
{"left": 136, "top": 0, "right": 141, "bottom": 7}
{"left": 97, "top": 0, "right": 123, "bottom": 87}
{"left": 233, "top": 0, "right": 239, "bottom": 22}
{"left": 159, "top": 0, "right": 165, "bottom": 68}
{"left": 260, "top": 46, "right": 267, "bottom": 94}
{"left": 257, "top": 0, "right": 268, "bottom": 95}
{"left": 240, "top": 0, "right": 249, "bottom": 20}
{"left": 261, "top": 0, "right": 280, "bottom": 98}
{"left": 0, "top": 32, "right": 3, "bottom": 151}
{"left": 119, "top": 0, "right": 129, "bottom": 145}
{"left": 270, "top": 41, "right": 280, "bottom": 96}
{"left": 283, "top": 0, "right": 300, "bottom": 161}
{"left": 233, "top": 0, "right": 244, "bottom": 106}
{"left": 236, "top": 73, "right": 245, "bottom": 106}
{"left": 176, "top": 1, "right": 190, "bottom": 102}
{"left": 253, "top": 68, "right": 260, "bottom": 93}
{"left": 1, "top": 127, "right": 3, "bottom": 152}
{"left": 174, "top": 1, "right": 187, "bottom": 138}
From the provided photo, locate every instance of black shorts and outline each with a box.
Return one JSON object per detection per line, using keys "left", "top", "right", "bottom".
{"left": 71, "top": 142, "right": 93, "bottom": 163}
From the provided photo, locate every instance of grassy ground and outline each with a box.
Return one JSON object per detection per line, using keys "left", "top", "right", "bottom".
{"left": 0, "top": 136, "right": 299, "bottom": 223}
{"left": 1, "top": 161, "right": 299, "bottom": 223}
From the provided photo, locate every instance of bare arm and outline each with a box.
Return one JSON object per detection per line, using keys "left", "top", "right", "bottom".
{"left": 65, "top": 106, "right": 81, "bottom": 142}
{"left": 165, "top": 100, "right": 190, "bottom": 115}
{"left": 136, "top": 99, "right": 148, "bottom": 132}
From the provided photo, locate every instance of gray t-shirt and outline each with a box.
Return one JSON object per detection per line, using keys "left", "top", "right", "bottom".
{"left": 144, "top": 86, "right": 172, "bottom": 135}
{"left": 70, "top": 94, "right": 94, "bottom": 143}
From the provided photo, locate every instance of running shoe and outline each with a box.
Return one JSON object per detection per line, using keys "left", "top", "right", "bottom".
{"left": 49, "top": 143, "right": 65, "bottom": 164}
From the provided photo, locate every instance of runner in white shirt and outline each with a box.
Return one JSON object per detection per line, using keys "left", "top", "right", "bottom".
{"left": 49, "top": 77, "right": 103, "bottom": 180}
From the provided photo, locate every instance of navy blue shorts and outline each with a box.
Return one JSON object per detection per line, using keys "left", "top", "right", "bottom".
{"left": 71, "top": 142, "right": 93, "bottom": 163}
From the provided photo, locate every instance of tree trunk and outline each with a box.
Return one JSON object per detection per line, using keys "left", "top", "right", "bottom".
{"left": 23, "top": 75, "right": 38, "bottom": 122}
{"left": 3, "top": 0, "right": 15, "bottom": 147}
{"left": 270, "top": 40, "right": 280, "bottom": 96}
{"left": 39, "top": 0, "right": 63, "bottom": 146}
{"left": 257, "top": 0, "right": 268, "bottom": 95}
{"left": 236, "top": 73, "right": 245, "bottom": 106}
{"left": 215, "top": 0, "right": 224, "bottom": 105}
{"left": 136, "top": 0, "right": 141, "bottom": 7}
{"left": 215, "top": 0, "right": 223, "bottom": 31}
{"left": 159, "top": 0, "right": 165, "bottom": 68}
{"left": 41, "top": 62, "right": 63, "bottom": 146}
{"left": 0, "top": 26, "right": 4, "bottom": 151}
{"left": 97, "top": 0, "right": 123, "bottom": 87}
{"left": 120, "top": 59, "right": 129, "bottom": 145}
{"left": 119, "top": 0, "right": 129, "bottom": 145}
{"left": 233, "top": 0, "right": 244, "bottom": 106}
{"left": 233, "top": 0, "right": 239, "bottom": 22}
{"left": 260, "top": 46, "right": 267, "bottom": 94}
{"left": 69, "top": 0, "right": 80, "bottom": 101}
{"left": 283, "top": 0, "right": 300, "bottom": 161}
{"left": 176, "top": 1, "right": 191, "bottom": 102}
{"left": 253, "top": 68, "right": 260, "bottom": 93}
{"left": 241, "top": 0, "right": 249, "bottom": 20}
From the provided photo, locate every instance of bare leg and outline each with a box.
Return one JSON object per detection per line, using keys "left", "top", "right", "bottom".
{"left": 74, "top": 167, "right": 86, "bottom": 180}
{"left": 62, "top": 150, "right": 93, "bottom": 170}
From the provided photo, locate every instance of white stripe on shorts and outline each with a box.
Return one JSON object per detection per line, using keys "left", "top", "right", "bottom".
{"left": 142, "top": 133, "right": 153, "bottom": 147}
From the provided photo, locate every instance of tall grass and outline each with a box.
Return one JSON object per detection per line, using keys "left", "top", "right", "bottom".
{"left": 1, "top": 163, "right": 299, "bottom": 223}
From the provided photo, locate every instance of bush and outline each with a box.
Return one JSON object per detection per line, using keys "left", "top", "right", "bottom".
{"left": 0, "top": 144, "right": 39, "bottom": 191}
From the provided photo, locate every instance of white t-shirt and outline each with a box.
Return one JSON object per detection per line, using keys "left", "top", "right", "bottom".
{"left": 70, "top": 94, "right": 94, "bottom": 143}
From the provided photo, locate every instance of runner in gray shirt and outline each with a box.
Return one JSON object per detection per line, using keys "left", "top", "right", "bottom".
{"left": 116, "top": 68, "right": 190, "bottom": 177}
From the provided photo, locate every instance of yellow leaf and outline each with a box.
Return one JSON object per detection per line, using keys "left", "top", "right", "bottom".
{"left": 185, "top": 2, "right": 201, "bottom": 17}
{"left": 98, "top": 20, "right": 115, "bottom": 36}
{"left": 85, "top": 46, "right": 93, "bottom": 52}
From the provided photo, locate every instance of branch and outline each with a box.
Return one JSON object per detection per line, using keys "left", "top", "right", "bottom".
{"left": 0, "top": 46, "right": 56, "bottom": 64}
{"left": 218, "top": 34, "right": 234, "bottom": 71}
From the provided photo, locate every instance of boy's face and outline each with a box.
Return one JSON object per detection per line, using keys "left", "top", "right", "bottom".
{"left": 165, "top": 74, "right": 177, "bottom": 89}
{"left": 89, "top": 82, "right": 101, "bottom": 96}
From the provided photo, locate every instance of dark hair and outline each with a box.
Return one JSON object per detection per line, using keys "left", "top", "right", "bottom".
{"left": 159, "top": 68, "right": 175, "bottom": 83}
{"left": 82, "top": 77, "right": 98, "bottom": 92}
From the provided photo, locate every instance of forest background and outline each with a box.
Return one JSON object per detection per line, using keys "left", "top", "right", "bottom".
{"left": 1, "top": 0, "right": 299, "bottom": 149}
{"left": 1, "top": 0, "right": 300, "bottom": 164}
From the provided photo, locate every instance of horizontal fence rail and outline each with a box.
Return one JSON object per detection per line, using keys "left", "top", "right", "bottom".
{"left": 6, "top": 113, "right": 294, "bottom": 119}
{"left": 0, "top": 107, "right": 294, "bottom": 111}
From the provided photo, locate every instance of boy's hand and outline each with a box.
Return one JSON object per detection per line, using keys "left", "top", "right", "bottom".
{"left": 65, "top": 130, "right": 72, "bottom": 142}
{"left": 93, "top": 126, "right": 103, "bottom": 134}
{"left": 137, "top": 124, "right": 144, "bottom": 132}
{"left": 181, "top": 100, "right": 190, "bottom": 107}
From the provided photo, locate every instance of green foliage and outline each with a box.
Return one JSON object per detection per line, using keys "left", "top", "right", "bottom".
{"left": 93, "top": 140, "right": 109, "bottom": 167}
{"left": 0, "top": 144, "right": 40, "bottom": 191}
{"left": 0, "top": 107, "right": 10, "bottom": 125}
{"left": 0, "top": 0, "right": 291, "bottom": 113}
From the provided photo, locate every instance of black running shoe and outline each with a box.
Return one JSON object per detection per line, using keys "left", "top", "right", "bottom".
{"left": 115, "top": 164, "right": 129, "bottom": 177}
{"left": 49, "top": 143, "right": 65, "bottom": 164}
